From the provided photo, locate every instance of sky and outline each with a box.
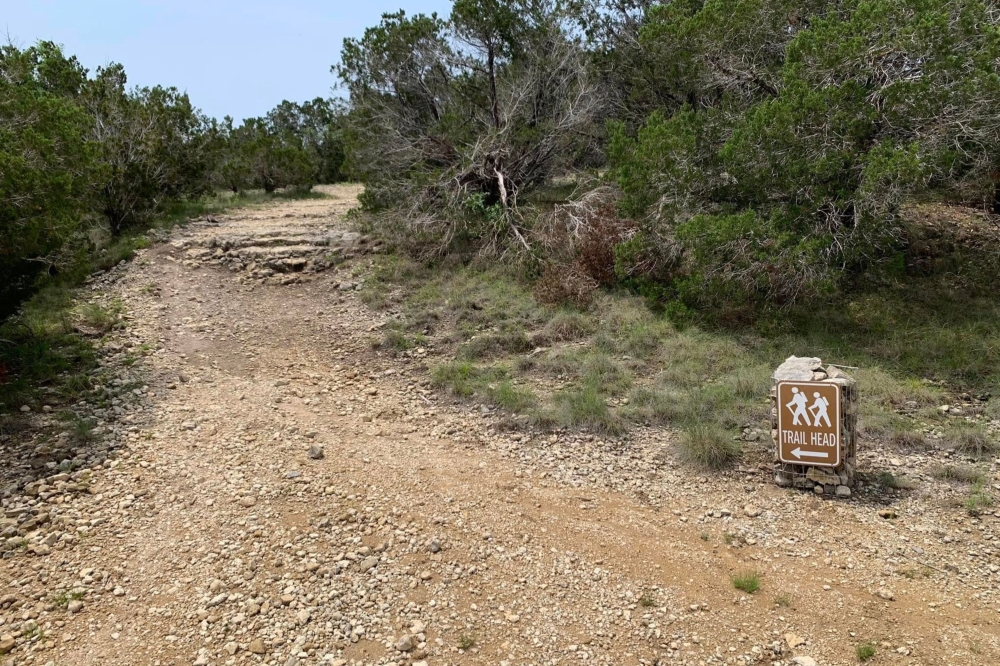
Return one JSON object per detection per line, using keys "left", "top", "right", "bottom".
{"left": 5, "top": 0, "right": 452, "bottom": 122}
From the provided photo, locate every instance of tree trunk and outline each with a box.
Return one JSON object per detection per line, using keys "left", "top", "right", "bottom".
{"left": 488, "top": 43, "right": 499, "bottom": 129}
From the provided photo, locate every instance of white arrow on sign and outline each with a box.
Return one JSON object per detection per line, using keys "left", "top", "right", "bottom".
{"left": 791, "top": 447, "right": 828, "bottom": 460}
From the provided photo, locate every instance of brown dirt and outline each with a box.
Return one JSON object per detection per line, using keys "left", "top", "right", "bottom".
{"left": 2, "top": 185, "right": 998, "bottom": 666}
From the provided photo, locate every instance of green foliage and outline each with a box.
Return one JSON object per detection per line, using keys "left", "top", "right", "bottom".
{"left": 214, "top": 112, "right": 323, "bottom": 194}
{"left": 0, "top": 42, "right": 97, "bottom": 317}
{"left": 1, "top": 38, "right": 345, "bottom": 322}
{"left": 266, "top": 98, "right": 348, "bottom": 184}
{"left": 608, "top": 0, "right": 1000, "bottom": 304}
{"left": 83, "top": 63, "right": 216, "bottom": 233}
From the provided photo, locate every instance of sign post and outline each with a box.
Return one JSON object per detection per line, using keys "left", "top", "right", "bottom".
{"left": 771, "top": 357, "right": 858, "bottom": 495}
{"left": 776, "top": 381, "right": 841, "bottom": 467}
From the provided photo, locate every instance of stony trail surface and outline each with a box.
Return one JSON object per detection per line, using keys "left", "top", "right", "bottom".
{"left": 2, "top": 185, "right": 999, "bottom": 666}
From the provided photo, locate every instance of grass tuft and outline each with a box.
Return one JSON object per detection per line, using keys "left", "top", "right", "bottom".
{"left": 949, "top": 424, "right": 999, "bottom": 460}
{"left": 547, "top": 383, "right": 625, "bottom": 435}
{"left": 889, "top": 430, "right": 932, "bottom": 451}
{"left": 431, "top": 362, "right": 536, "bottom": 412}
{"left": 856, "top": 642, "right": 877, "bottom": 661}
{"left": 678, "top": 424, "right": 741, "bottom": 469}
{"left": 77, "top": 299, "right": 124, "bottom": 332}
{"left": 538, "top": 310, "right": 594, "bottom": 343}
{"left": 930, "top": 464, "right": 986, "bottom": 484}
{"left": 965, "top": 481, "right": 994, "bottom": 516}
{"left": 731, "top": 570, "right": 761, "bottom": 594}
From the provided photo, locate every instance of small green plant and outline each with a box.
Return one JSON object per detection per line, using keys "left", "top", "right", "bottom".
{"left": 458, "top": 634, "right": 476, "bottom": 650}
{"left": 856, "top": 642, "right": 876, "bottom": 661}
{"left": 71, "top": 415, "right": 95, "bottom": 443}
{"left": 22, "top": 624, "right": 43, "bottom": 641}
{"left": 52, "top": 592, "right": 70, "bottom": 609}
{"left": 723, "top": 532, "right": 736, "bottom": 545}
{"left": 547, "top": 383, "right": 625, "bottom": 435}
{"left": 431, "top": 361, "right": 536, "bottom": 412}
{"left": 965, "top": 481, "right": 994, "bottom": 516}
{"left": 774, "top": 593, "right": 792, "bottom": 607}
{"left": 639, "top": 591, "right": 655, "bottom": 607}
{"left": 731, "top": 570, "right": 760, "bottom": 594}
{"left": 699, "top": 532, "right": 709, "bottom": 541}
{"left": 78, "top": 299, "right": 123, "bottom": 332}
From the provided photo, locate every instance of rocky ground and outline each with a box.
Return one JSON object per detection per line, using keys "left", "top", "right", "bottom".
{"left": 2, "top": 184, "right": 999, "bottom": 666}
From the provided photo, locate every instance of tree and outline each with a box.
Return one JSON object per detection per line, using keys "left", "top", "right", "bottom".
{"left": 0, "top": 42, "right": 96, "bottom": 317}
{"left": 83, "top": 64, "right": 214, "bottom": 233}
{"left": 267, "top": 98, "right": 348, "bottom": 183}
{"left": 238, "top": 118, "right": 315, "bottom": 193}
{"left": 338, "top": 3, "right": 603, "bottom": 254}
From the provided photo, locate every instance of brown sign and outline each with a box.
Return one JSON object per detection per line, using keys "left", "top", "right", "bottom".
{"left": 776, "top": 381, "right": 841, "bottom": 467}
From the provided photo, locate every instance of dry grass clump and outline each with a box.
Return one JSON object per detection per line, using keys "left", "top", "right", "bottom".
{"left": 534, "top": 263, "right": 597, "bottom": 309}
{"left": 678, "top": 424, "right": 741, "bottom": 469}
{"left": 889, "top": 430, "right": 932, "bottom": 450}
{"left": 950, "top": 424, "right": 999, "bottom": 459}
{"left": 537, "top": 310, "right": 594, "bottom": 343}
{"left": 930, "top": 464, "right": 986, "bottom": 484}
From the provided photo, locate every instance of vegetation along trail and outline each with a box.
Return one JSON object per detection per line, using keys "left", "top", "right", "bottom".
{"left": 1, "top": 186, "right": 997, "bottom": 666}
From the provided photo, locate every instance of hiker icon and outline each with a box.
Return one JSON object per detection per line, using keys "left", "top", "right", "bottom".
{"left": 809, "top": 391, "right": 832, "bottom": 427}
{"left": 785, "top": 387, "right": 811, "bottom": 426}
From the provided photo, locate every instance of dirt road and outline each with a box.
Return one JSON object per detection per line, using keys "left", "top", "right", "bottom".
{"left": 2, "top": 185, "right": 998, "bottom": 666}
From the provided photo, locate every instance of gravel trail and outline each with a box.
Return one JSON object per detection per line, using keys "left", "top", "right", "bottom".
{"left": 2, "top": 185, "right": 998, "bottom": 666}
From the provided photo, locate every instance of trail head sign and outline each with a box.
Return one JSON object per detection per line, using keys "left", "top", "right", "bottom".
{"left": 776, "top": 381, "right": 841, "bottom": 467}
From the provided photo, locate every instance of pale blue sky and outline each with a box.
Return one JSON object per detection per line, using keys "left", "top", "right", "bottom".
{"left": 5, "top": 0, "right": 452, "bottom": 121}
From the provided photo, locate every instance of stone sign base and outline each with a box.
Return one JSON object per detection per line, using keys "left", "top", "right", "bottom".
{"left": 772, "top": 356, "right": 858, "bottom": 495}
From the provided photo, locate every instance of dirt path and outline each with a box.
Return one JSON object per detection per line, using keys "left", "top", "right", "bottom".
{"left": 2, "top": 185, "right": 999, "bottom": 666}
